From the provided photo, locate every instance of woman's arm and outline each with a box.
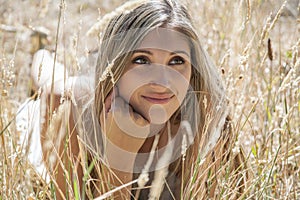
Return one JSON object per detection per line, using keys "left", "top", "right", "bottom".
{"left": 98, "top": 94, "right": 151, "bottom": 199}
{"left": 40, "top": 92, "right": 151, "bottom": 199}
{"left": 40, "top": 94, "right": 83, "bottom": 200}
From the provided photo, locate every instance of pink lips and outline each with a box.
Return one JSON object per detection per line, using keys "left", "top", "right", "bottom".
{"left": 142, "top": 94, "right": 174, "bottom": 104}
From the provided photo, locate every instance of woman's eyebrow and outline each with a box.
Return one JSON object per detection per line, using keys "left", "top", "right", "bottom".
{"left": 133, "top": 49, "right": 153, "bottom": 55}
{"left": 170, "top": 50, "right": 190, "bottom": 57}
{"left": 133, "top": 49, "right": 190, "bottom": 57}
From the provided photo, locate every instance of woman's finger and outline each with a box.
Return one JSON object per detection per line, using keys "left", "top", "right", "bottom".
{"left": 128, "top": 105, "right": 149, "bottom": 126}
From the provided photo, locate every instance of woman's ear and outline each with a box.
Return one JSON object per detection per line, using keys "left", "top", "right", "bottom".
{"left": 104, "top": 86, "right": 119, "bottom": 113}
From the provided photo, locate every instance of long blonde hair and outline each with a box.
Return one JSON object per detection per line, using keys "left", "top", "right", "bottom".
{"left": 91, "top": 0, "right": 236, "bottom": 198}
{"left": 95, "top": 0, "right": 227, "bottom": 149}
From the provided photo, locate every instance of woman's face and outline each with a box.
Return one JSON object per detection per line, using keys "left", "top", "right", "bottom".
{"left": 117, "top": 28, "right": 192, "bottom": 124}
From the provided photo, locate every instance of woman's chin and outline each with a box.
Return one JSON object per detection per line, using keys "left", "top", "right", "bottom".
{"left": 148, "top": 104, "right": 170, "bottom": 125}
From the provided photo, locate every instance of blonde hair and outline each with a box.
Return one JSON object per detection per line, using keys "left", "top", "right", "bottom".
{"left": 95, "top": 0, "right": 227, "bottom": 146}
{"left": 90, "top": 0, "right": 239, "bottom": 198}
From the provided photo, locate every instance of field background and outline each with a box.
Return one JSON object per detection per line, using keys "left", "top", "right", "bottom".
{"left": 0, "top": 0, "right": 299, "bottom": 199}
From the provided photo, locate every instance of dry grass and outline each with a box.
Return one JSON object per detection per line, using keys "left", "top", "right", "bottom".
{"left": 0, "top": 0, "right": 299, "bottom": 199}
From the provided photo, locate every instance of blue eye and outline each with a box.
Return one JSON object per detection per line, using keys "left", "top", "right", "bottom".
{"left": 132, "top": 56, "right": 150, "bottom": 64}
{"left": 169, "top": 56, "right": 185, "bottom": 65}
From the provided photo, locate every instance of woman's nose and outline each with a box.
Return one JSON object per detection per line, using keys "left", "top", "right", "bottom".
{"left": 148, "top": 64, "right": 171, "bottom": 89}
{"left": 148, "top": 82, "right": 169, "bottom": 92}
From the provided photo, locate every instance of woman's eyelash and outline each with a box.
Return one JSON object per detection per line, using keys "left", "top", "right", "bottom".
{"left": 132, "top": 56, "right": 150, "bottom": 64}
{"left": 132, "top": 55, "right": 186, "bottom": 65}
{"left": 169, "top": 56, "right": 185, "bottom": 65}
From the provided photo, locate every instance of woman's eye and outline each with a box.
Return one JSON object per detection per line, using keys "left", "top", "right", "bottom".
{"left": 132, "top": 56, "right": 150, "bottom": 65}
{"left": 169, "top": 56, "right": 185, "bottom": 65}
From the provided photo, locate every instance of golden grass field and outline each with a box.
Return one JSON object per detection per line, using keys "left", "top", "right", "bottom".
{"left": 0, "top": 0, "right": 299, "bottom": 199}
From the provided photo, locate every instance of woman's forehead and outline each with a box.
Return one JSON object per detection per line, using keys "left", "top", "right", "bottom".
{"left": 137, "top": 27, "right": 190, "bottom": 54}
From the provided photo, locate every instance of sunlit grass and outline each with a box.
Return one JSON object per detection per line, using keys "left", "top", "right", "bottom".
{"left": 0, "top": 0, "right": 299, "bottom": 199}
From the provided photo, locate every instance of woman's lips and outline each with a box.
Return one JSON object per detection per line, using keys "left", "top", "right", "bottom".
{"left": 142, "top": 94, "right": 174, "bottom": 104}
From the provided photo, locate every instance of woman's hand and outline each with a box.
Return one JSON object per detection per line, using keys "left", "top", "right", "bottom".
{"left": 100, "top": 88, "right": 151, "bottom": 163}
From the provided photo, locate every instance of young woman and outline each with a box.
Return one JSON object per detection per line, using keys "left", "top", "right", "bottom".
{"left": 18, "top": 0, "right": 246, "bottom": 199}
